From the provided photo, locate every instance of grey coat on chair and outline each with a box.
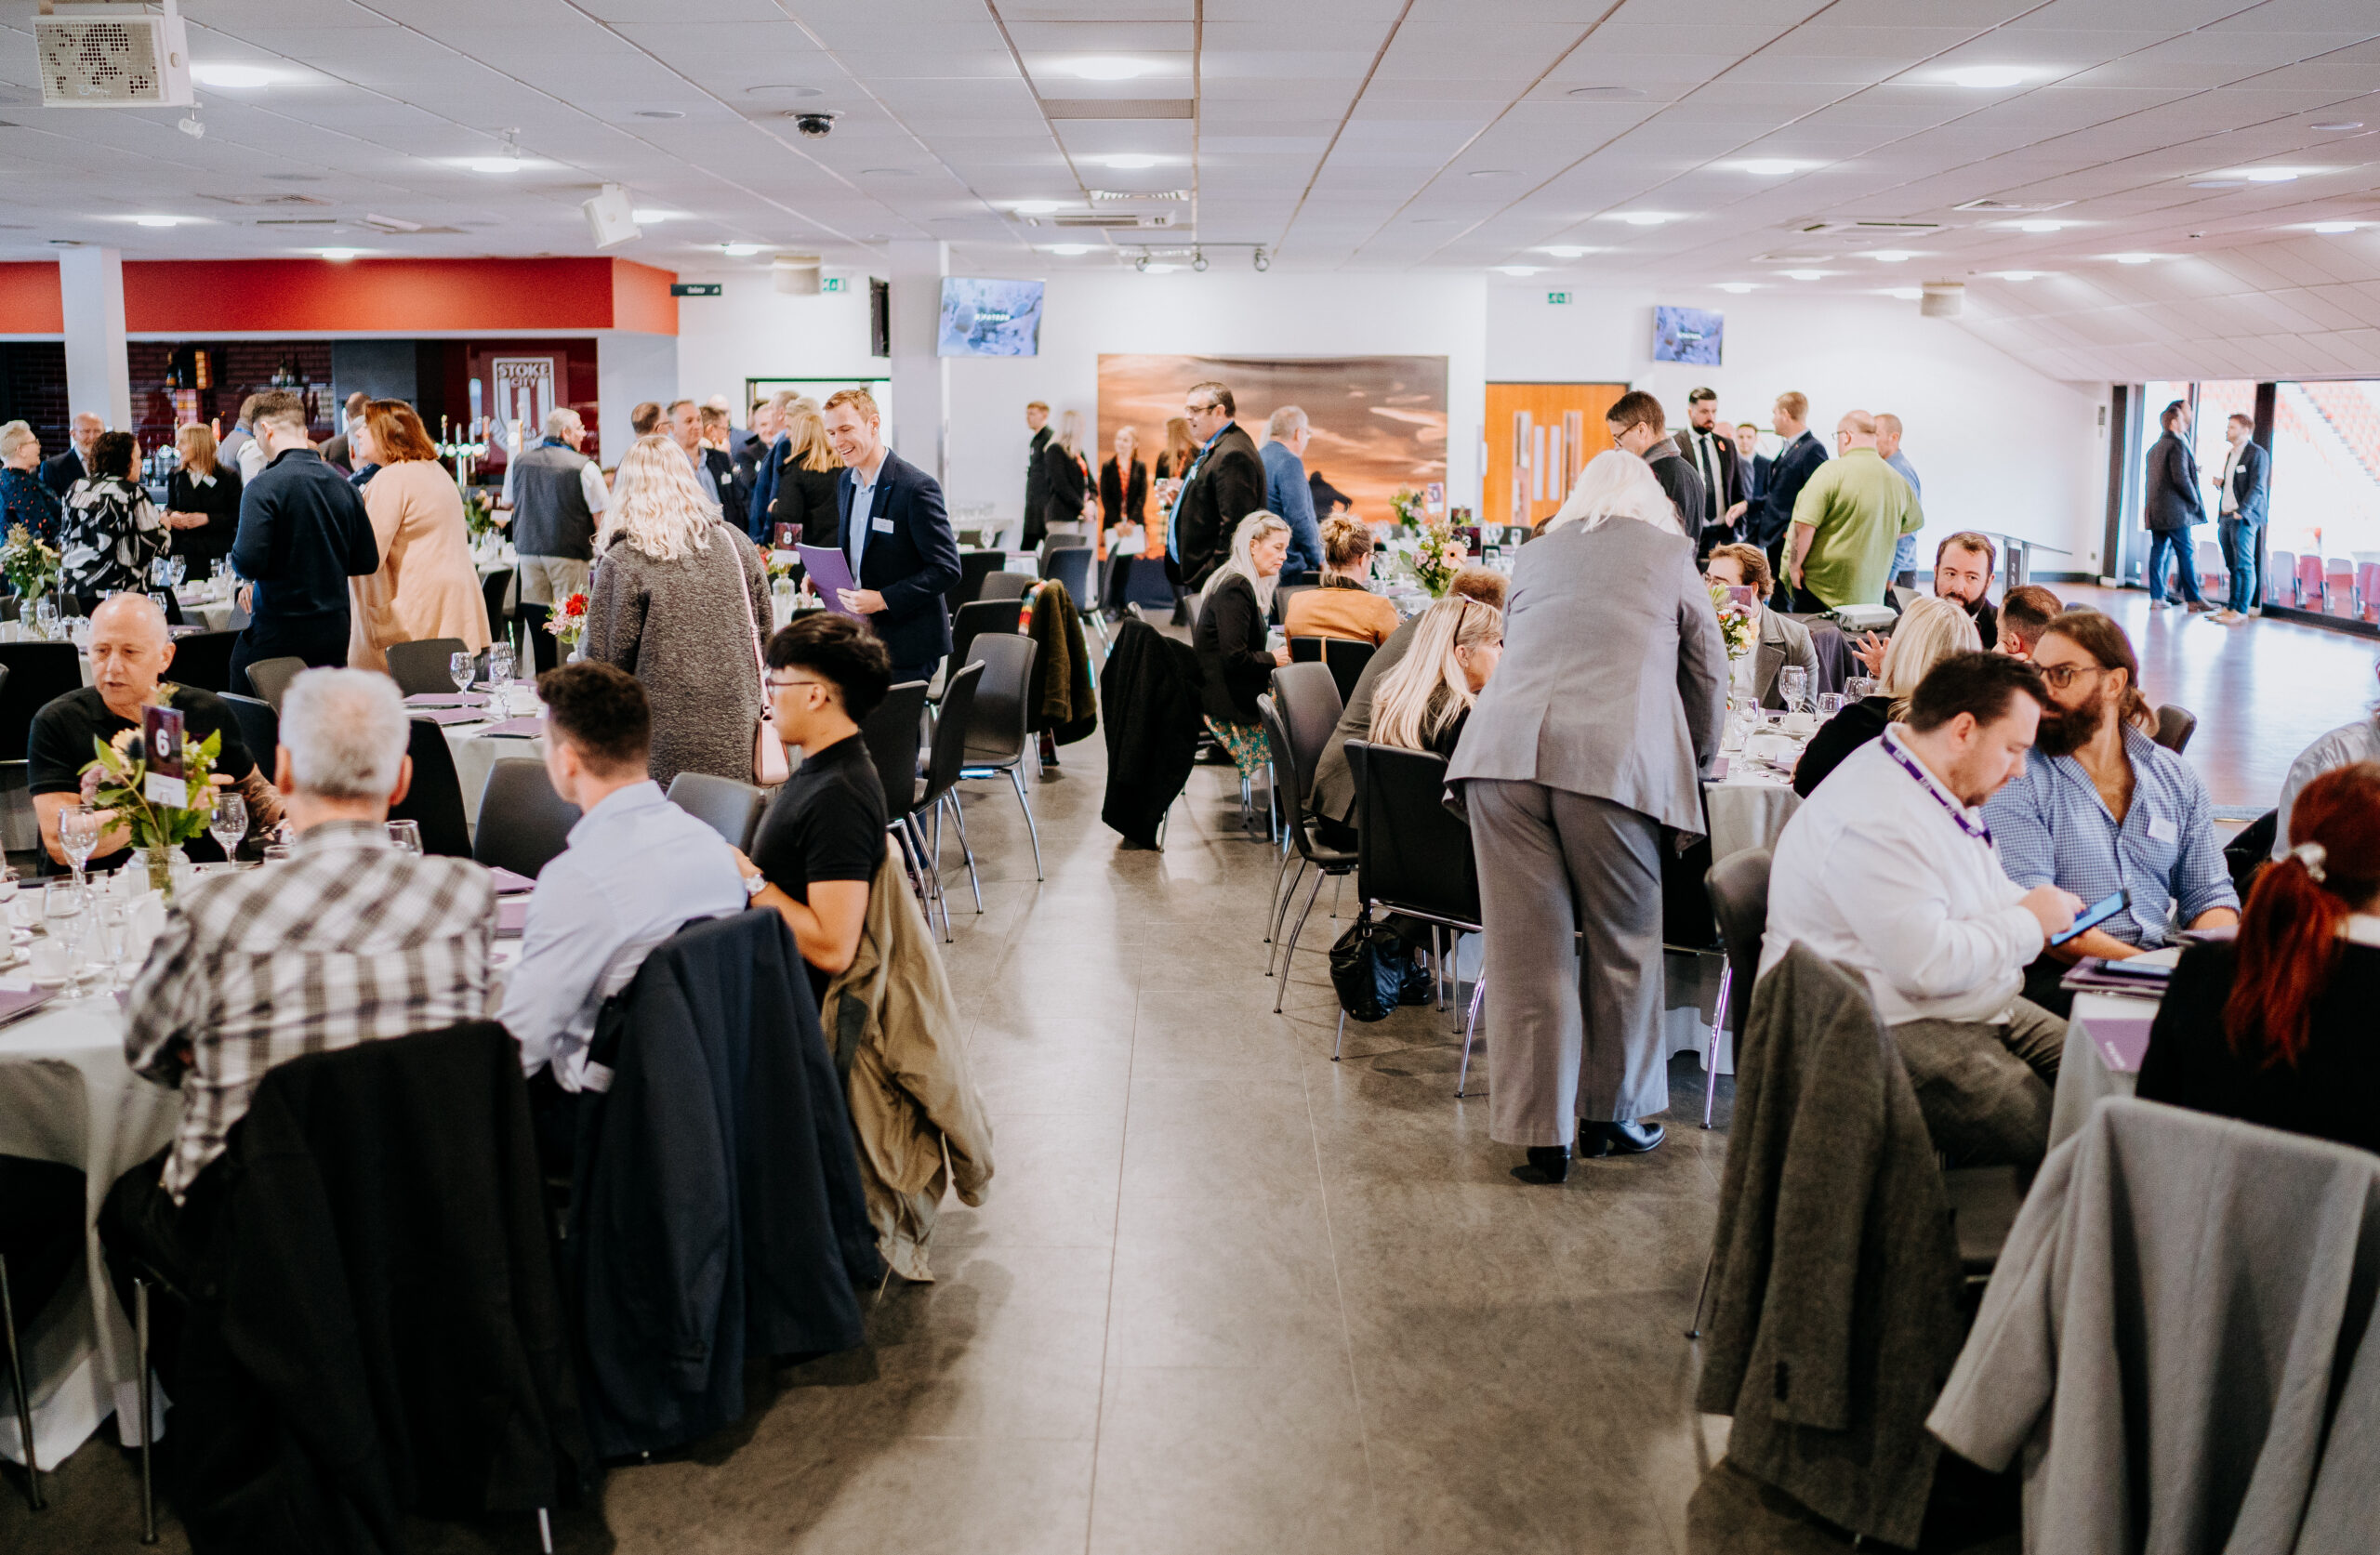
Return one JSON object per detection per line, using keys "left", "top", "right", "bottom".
{"left": 1448, "top": 517, "right": 1727, "bottom": 833}
{"left": 1695, "top": 943, "right": 1965, "bottom": 1550}
{"left": 1752, "top": 607, "right": 1818, "bottom": 711}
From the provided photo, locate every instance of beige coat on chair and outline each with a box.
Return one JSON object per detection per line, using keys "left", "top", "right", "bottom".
{"left": 822, "top": 845, "right": 995, "bottom": 1281}
{"left": 349, "top": 458, "right": 492, "bottom": 672}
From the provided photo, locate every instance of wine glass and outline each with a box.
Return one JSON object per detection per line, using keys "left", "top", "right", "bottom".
{"left": 1845, "top": 676, "right": 1879, "bottom": 702}
{"left": 59, "top": 806, "right": 100, "bottom": 890}
{"left": 43, "top": 881, "right": 86, "bottom": 995}
{"left": 168, "top": 556, "right": 187, "bottom": 588}
{"left": 385, "top": 819, "right": 422, "bottom": 855}
{"left": 486, "top": 640, "right": 516, "bottom": 688}
{"left": 95, "top": 902, "right": 130, "bottom": 992}
{"left": 449, "top": 651, "right": 476, "bottom": 695}
{"left": 1815, "top": 692, "right": 1845, "bottom": 721}
{"left": 1778, "top": 665, "right": 1812, "bottom": 716}
{"left": 150, "top": 556, "right": 171, "bottom": 590}
{"left": 210, "top": 788, "right": 247, "bottom": 863}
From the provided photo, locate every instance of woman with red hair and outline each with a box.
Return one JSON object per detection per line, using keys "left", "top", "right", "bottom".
{"left": 2136, "top": 760, "right": 2380, "bottom": 1153}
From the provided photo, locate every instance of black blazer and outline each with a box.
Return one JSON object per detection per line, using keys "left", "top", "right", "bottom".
{"left": 1171, "top": 422, "right": 1266, "bottom": 590}
{"left": 835, "top": 450, "right": 963, "bottom": 668}
{"left": 1792, "top": 694, "right": 1892, "bottom": 798}
{"left": 1680, "top": 427, "right": 1745, "bottom": 529}
{"left": 2226, "top": 439, "right": 2270, "bottom": 527}
{"left": 1192, "top": 572, "right": 1273, "bottom": 726}
{"left": 1748, "top": 453, "right": 1773, "bottom": 510}
{"left": 1647, "top": 442, "right": 1708, "bottom": 550}
{"left": 1024, "top": 426, "right": 1051, "bottom": 533}
{"left": 1101, "top": 455, "right": 1148, "bottom": 528}
{"left": 769, "top": 460, "right": 843, "bottom": 548}
{"left": 1042, "top": 441, "right": 1090, "bottom": 529}
{"left": 1757, "top": 431, "right": 1829, "bottom": 548}
{"left": 37, "top": 447, "right": 88, "bottom": 499}
{"left": 166, "top": 463, "right": 244, "bottom": 567}
{"left": 2144, "top": 430, "right": 2205, "bottom": 533}
{"left": 2136, "top": 939, "right": 2380, "bottom": 1156}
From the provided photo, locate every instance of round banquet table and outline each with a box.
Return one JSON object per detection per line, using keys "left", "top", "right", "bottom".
{"left": 2047, "top": 990, "right": 2153, "bottom": 1152}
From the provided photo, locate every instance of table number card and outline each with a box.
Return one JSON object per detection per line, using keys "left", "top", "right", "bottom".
{"left": 142, "top": 705, "right": 188, "bottom": 809}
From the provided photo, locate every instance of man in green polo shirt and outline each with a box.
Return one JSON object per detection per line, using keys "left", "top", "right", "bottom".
{"left": 1787, "top": 409, "right": 1924, "bottom": 610}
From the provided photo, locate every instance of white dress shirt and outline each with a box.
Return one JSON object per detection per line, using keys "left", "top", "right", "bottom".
{"left": 236, "top": 437, "right": 268, "bottom": 484}
{"left": 847, "top": 455, "right": 886, "bottom": 580}
{"left": 1760, "top": 726, "right": 2046, "bottom": 1026}
{"left": 2218, "top": 439, "right": 2242, "bottom": 517}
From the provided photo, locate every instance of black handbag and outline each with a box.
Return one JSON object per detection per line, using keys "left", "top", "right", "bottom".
{"left": 1329, "top": 913, "right": 1406, "bottom": 1024}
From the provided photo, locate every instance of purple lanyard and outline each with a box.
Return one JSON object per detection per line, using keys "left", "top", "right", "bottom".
{"left": 1881, "top": 735, "right": 1994, "bottom": 849}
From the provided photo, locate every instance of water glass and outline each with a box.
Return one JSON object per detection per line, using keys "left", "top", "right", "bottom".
{"left": 168, "top": 556, "right": 187, "bottom": 587}
{"left": 59, "top": 807, "right": 101, "bottom": 888}
{"left": 150, "top": 557, "right": 172, "bottom": 589}
{"left": 1815, "top": 692, "right": 1845, "bottom": 721}
{"left": 487, "top": 640, "right": 516, "bottom": 687}
{"left": 385, "top": 819, "right": 423, "bottom": 855}
{"left": 210, "top": 788, "right": 248, "bottom": 863}
{"left": 43, "top": 881, "right": 87, "bottom": 995}
{"left": 96, "top": 902, "right": 130, "bottom": 991}
{"left": 449, "top": 651, "right": 476, "bottom": 694}
{"left": 32, "top": 598, "right": 58, "bottom": 639}
{"left": 1778, "top": 665, "right": 1812, "bottom": 715}
{"left": 262, "top": 842, "right": 294, "bottom": 865}
{"left": 1844, "top": 676, "right": 1879, "bottom": 702}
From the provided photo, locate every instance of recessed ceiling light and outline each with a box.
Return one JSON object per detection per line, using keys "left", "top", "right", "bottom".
{"left": 745, "top": 84, "right": 823, "bottom": 98}
{"left": 1063, "top": 58, "right": 1148, "bottom": 81}
{"left": 191, "top": 62, "right": 273, "bottom": 89}
{"left": 1011, "top": 200, "right": 1063, "bottom": 214}
{"left": 2188, "top": 179, "right": 2243, "bottom": 189}
{"left": 2002, "top": 270, "right": 2041, "bottom": 281}
{"left": 632, "top": 110, "right": 685, "bottom": 121}
{"left": 1565, "top": 86, "right": 1645, "bottom": 100}
{"left": 2013, "top": 219, "right": 2064, "bottom": 233}
{"left": 1467, "top": 169, "right": 1514, "bottom": 178}
{"left": 1784, "top": 269, "right": 1824, "bottom": 281}
{"left": 1539, "top": 246, "right": 1589, "bottom": 258}
{"left": 630, "top": 209, "right": 681, "bottom": 223}
{"left": 1869, "top": 249, "right": 1912, "bottom": 262}
{"left": 721, "top": 243, "right": 764, "bottom": 256}
{"left": 2311, "top": 221, "right": 2359, "bottom": 234}
{"left": 1715, "top": 283, "right": 1756, "bottom": 293}
{"left": 1738, "top": 159, "right": 1803, "bottom": 176}
{"left": 1943, "top": 65, "right": 2030, "bottom": 89}
{"left": 132, "top": 215, "right": 181, "bottom": 227}
{"left": 317, "top": 247, "right": 360, "bottom": 260}
{"left": 1886, "top": 286, "right": 1924, "bottom": 300}
{"left": 1047, "top": 244, "right": 1091, "bottom": 256}
{"left": 1097, "top": 154, "right": 1161, "bottom": 170}
{"left": 2112, "top": 252, "right": 2155, "bottom": 264}
{"left": 2311, "top": 121, "right": 2363, "bottom": 132}
{"left": 2246, "top": 168, "right": 2300, "bottom": 183}
{"left": 467, "top": 157, "right": 523, "bottom": 174}
{"left": 1494, "top": 265, "right": 1539, "bottom": 275}
{"left": 1614, "top": 212, "right": 1670, "bottom": 226}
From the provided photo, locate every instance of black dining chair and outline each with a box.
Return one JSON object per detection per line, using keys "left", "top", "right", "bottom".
{"left": 1258, "top": 686, "right": 1355, "bottom": 1013}
{"left": 1287, "top": 636, "right": 1378, "bottom": 706}
{"left": 1344, "top": 741, "right": 1487, "bottom": 1090}
{"left": 0, "top": 644, "right": 75, "bottom": 763}
{"left": 945, "top": 599, "right": 1020, "bottom": 698}
{"left": 1, "top": 1148, "right": 86, "bottom": 1509}
{"left": 959, "top": 633, "right": 1043, "bottom": 882}
{"left": 482, "top": 568, "right": 515, "bottom": 641}
{"left": 165, "top": 629, "right": 238, "bottom": 694}
{"left": 978, "top": 570, "right": 1034, "bottom": 604}
{"left": 947, "top": 549, "right": 1009, "bottom": 617}
{"left": 1041, "top": 547, "right": 1104, "bottom": 652}
{"left": 1703, "top": 848, "right": 1771, "bottom": 1132}
{"left": 220, "top": 692, "right": 278, "bottom": 777}
{"left": 665, "top": 771, "right": 768, "bottom": 852}
{"left": 241, "top": 654, "right": 308, "bottom": 712}
{"left": 473, "top": 758, "right": 582, "bottom": 879}
{"left": 1271, "top": 584, "right": 1316, "bottom": 627}
{"left": 911, "top": 663, "right": 985, "bottom": 936}
{"left": 1260, "top": 662, "right": 1346, "bottom": 953}
{"left": 858, "top": 679, "right": 931, "bottom": 912}
{"left": 2151, "top": 703, "right": 2198, "bottom": 754}
{"left": 388, "top": 717, "right": 474, "bottom": 858}
{"left": 386, "top": 638, "right": 472, "bottom": 697}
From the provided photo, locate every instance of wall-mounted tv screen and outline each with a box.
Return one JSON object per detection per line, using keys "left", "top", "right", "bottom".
{"left": 1653, "top": 305, "right": 1724, "bottom": 366}
{"left": 938, "top": 277, "right": 1045, "bottom": 357}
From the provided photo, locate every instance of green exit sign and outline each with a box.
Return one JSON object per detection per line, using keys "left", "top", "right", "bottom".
{"left": 669, "top": 283, "right": 721, "bottom": 297}
{"left": 1546, "top": 290, "right": 1572, "bottom": 305}
{"left": 822, "top": 275, "right": 849, "bottom": 294}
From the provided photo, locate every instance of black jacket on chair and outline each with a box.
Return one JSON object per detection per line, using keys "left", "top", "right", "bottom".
{"left": 1100, "top": 618, "right": 1205, "bottom": 848}
{"left": 172, "top": 1022, "right": 589, "bottom": 1555}
{"left": 1170, "top": 422, "right": 1265, "bottom": 591}
{"left": 568, "top": 909, "right": 881, "bottom": 1459}
{"left": 837, "top": 451, "right": 964, "bottom": 670}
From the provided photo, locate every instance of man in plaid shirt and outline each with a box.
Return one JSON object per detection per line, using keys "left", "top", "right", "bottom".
{"left": 102, "top": 669, "right": 495, "bottom": 1309}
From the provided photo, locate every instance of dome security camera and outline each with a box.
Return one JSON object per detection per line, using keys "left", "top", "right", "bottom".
{"left": 790, "top": 111, "right": 839, "bottom": 138}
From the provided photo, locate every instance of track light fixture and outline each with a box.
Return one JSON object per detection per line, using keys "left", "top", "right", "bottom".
{"left": 1252, "top": 247, "right": 1270, "bottom": 271}
{"left": 1191, "top": 248, "right": 1209, "bottom": 272}
{"left": 1135, "top": 254, "right": 1150, "bottom": 272}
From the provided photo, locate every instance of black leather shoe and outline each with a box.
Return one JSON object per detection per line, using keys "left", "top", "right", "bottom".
{"left": 1579, "top": 1119, "right": 1665, "bottom": 1157}
{"left": 1398, "top": 957, "right": 1435, "bottom": 1007}
{"left": 1514, "top": 1144, "right": 1570, "bottom": 1184}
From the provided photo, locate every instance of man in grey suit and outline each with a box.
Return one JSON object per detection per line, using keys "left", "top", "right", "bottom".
{"left": 1450, "top": 450, "right": 1728, "bottom": 1182}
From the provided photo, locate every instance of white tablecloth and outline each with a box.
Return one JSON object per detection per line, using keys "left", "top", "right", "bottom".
{"left": 440, "top": 717, "right": 544, "bottom": 831}
{"left": 2047, "top": 991, "right": 2151, "bottom": 1150}
{"left": 0, "top": 992, "right": 179, "bottom": 1467}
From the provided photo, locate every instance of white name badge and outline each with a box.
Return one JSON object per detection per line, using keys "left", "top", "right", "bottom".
{"left": 871, "top": 517, "right": 896, "bottom": 534}
{"left": 2147, "top": 815, "right": 2177, "bottom": 844}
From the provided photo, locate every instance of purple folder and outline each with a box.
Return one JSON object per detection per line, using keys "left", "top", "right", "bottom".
{"left": 2090, "top": 1015, "right": 2155, "bottom": 1074}
{"left": 496, "top": 898, "right": 529, "bottom": 938}
{"left": 486, "top": 865, "right": 537, "bottom": 896}
{"left": 0, "top": 984, "right": 59, "bottom": 1027}
{"left": 2059, "top": 957, "right": 2173, "bottom": 997}
{"left": 412, "top": 706, "right": 491, "bottom": 726}
{"left": 475, "top": 716, "right": 548, "bottom": 738}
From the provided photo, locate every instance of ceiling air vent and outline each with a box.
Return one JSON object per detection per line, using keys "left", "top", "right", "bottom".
{"left": 1790, "top": 219, "right": 1944, "bottom": 236}
{"left": 1953, "top": 198, "right": 2074, "bottom": 214}
{"left": 361, "top": 213, "right": 463, "bottom": 234}
{"left": 205, "top": 192, "right": 334, "bottom": 207}
{"left": 1038, "top": 212, "right": 1173, "bottom": 230}
{"left": 35, "top": 4, "right": 192, "bottom": 108}
{"left": 1091, "top": 189, "right": 1188, "bottom": 203}
{"left": 253, "top": 218, "right": 339, "bottom": 227}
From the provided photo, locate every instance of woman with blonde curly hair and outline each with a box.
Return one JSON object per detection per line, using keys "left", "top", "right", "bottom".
{"left": 584, "top": 433, "right": 774, "bottom": 789}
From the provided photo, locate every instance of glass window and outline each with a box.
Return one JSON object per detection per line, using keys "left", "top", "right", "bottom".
{"left": 2271, "top": 380, "right": 2380, "bottom": 562}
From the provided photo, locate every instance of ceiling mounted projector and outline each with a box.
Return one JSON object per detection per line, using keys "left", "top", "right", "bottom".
{"left": 582, "top": 183, "right": 642, "bottom": 250}
{"left": 37, "top": 0, "right": 193, "bottom": 108}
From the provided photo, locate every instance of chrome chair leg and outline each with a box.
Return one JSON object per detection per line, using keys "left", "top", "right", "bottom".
{"left": 2, "top": 1254, "right": 41, "bottom": 1510}
{"left": 1332, "top": 1008, "right": 1348, "bottom": 1061}
{"left": 1266, "top": 858, "right": 1308, "bottom": 977}
{"left": 137, "top": 1278, "right": 155, "bottom": 1544}
{"left": 1264, "top": 844, "right": 1298, "bottom": 947}
{"left": 1274, "top": 869, "right": 1329, "bottom": 1014}
{"left": 1006, "top": 767, "right": 1044, "bottom": 880}
{"left": 1455, "top": 973, "right": 1488, "bottom": 1099}
{"left": 1704, "top": 960, "right": 1733, "bottom": 1129}
{"left": 538, "top": 1507, "right": 555, "bottom": 1553}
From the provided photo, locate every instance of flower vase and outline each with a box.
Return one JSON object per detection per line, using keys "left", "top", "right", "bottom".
{"left": 138, "top": 845, "right": 189, "bottom": 902}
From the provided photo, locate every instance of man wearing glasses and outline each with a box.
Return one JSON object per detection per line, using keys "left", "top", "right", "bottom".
{"left": 1984, "top": 610, "right": 2238, "bottom": 1017}
{"left": 1165, "top": 381, "right": 1266, "bottom": 591}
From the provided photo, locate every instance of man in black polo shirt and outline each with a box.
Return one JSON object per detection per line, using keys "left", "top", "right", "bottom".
{"left": 732, "top": 613, "right": 890, "bottom": 1008}
{"left": 27, "top": 594, "right": 274, "bottom": 873}
{"left": 228, "top": 388, "right": 379, "bottom": 695}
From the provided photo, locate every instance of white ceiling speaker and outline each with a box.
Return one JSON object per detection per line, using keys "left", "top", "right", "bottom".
{"left": 1919, "top": 282, "right": 1965, "bottom": 318}
{"left": 582, "top": 183, "right": 642, "bottom": 250}
{"left": 36, "top": 0, "right": 193, "bottom": 108}
{"left": 772, "top": 253, "right": 823, "bottom": 295}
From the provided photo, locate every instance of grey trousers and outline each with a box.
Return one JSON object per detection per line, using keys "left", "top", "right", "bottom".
{"left": 1891, "top": 998, "right": 2067, "bottom": 1170}
{"left": 1466, "top": 780, "right": 1667, "bottom": 1147}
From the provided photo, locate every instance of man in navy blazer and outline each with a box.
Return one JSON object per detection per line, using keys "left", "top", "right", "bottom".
{"left": 1755, "top": 391, "right": 1830, "bottom": 609}
{"left": 823, "top": 389, "right": 961, "bottom": 687}
{"left": 2212, "top": 410, "right": 2271, "bottom": 624}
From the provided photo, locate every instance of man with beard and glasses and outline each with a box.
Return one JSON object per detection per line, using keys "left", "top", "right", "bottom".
{"left": 1984, "top": 609, "right": 2238, "bottom": 1017}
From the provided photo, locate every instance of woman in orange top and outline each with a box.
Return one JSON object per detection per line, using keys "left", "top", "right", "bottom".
{"left": 1284, "top": 514, "right": 1400, "bottom": 646}
{"left": 348, "top": 399, "right": 493, "bottom": 672}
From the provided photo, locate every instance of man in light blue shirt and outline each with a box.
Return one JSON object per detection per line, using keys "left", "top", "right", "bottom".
{"left": 1878, "top": 412, "right": 1924, "bottom": 585}
{"left": 499, "top": 661, "right": 750, "bottom": 1098}
{"left": 1259, "top": 404, "right": 1324, "bottom": 577}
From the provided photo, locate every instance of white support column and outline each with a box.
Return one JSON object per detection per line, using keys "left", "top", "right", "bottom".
{"left": 597, "top": 331, "right": 677, "bottom": 465}
{"left": 885, "top": 240, "right": 948, "bottom": 481}
{"left": 57, "top": 247, "right": 131, "bottom": 431}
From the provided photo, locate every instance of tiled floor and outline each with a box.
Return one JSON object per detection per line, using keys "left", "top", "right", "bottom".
{"left": 7, "top": 589, "right": 2373, "bottom": 1554}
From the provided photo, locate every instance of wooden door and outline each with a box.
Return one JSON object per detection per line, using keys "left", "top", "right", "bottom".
{"left": 1485, "top": 383, "right": 1627, "bottom": 530}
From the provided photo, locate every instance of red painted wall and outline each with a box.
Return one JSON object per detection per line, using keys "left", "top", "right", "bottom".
{"left": 110, "top": 257, "right": 676, "bottom": 335}
{"left": 0, "top": 264, "right": 66, "bottom": 334}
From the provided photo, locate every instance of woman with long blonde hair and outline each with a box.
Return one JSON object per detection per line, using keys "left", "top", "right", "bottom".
{"left": 1037, "top": 407, "right": 1093, "bottom": 549}
{"left": 769, "top": 402, "right": 846, "bottom": 546}
{"left": 1792, "top": 594, "right": 1981, "bottom": 798}
{"left": 585, "top": 433, "right": 774, "bottom": 789}
{"left": 164, "top": 419, "right": 241, "bottom": 571}
{"left": 1368, "top": 594, "right": 1504, "bottom": 757}
{"left": 1194, "top": 511, "right": 1293, "bottom": 793}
